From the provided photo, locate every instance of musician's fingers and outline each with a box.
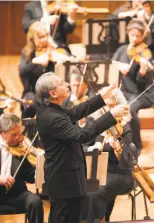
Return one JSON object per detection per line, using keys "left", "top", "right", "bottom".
{"left": 110, "top": 82, "right": 117, "bottom": 90}
{"left": 7, "top": 176, "right": 15, "bottom": 186}
{"left": 5, "top": 181, "right": 13, "bottom": 190}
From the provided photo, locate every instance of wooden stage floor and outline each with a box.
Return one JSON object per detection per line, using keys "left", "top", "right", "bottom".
{"left": 0, "top": 56, "right": 154, "bottom": 222}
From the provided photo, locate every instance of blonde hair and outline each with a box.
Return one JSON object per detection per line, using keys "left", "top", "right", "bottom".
{"left": 22, "top": 21, "right": 49, "bottom": 61}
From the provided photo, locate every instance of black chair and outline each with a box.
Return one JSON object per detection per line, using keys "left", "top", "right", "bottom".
{"left": 129, "top": 186, "right": 151, "bottom": 220}
{"left": 0, "top": 205, "right": 28, "bottom": 223}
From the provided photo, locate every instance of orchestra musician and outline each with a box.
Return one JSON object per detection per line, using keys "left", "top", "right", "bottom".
{"left": 80, "top": 88, "right": 137, "bottom": 223}
{"left": 112, "top": 18, "right": 154, "bottom": 153}
{"left": 63, "top": 70, "right": 102, "bottom": 152}
{"left": 63, "top": 69, "right": 94, "bottom": 108}
{"left": 22, "top": 0, "right": 77, "bottom": 55}
{"left": 35, "top": 72, "right": 128, "bottom": 223}
{"left": 19, "top": 21, "right": 54, "bottom": 97}
{"left": 0, "top": 113, "right": 44, "bottom": 223}
{"left": 109, "top": 0, "right": 139, "bottom": 19}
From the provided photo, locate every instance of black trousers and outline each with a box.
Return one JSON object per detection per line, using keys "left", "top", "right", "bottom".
{"left": 48, "top": 197, "right": 82, "bottom": 223}
{"left": 80, "top": 172, "right": 133, "bottom": 223}
{"left": 0, "top": 191, "right": 44, "bottom": 223}
{"left": 124, "top": 91, "right": 153, "bottom": 151}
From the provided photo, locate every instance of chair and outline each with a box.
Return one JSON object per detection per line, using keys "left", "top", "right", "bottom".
{"left": 129, "top": 187, "right": 150, "bottom": 220}
{"left": 129, "top": 168, "right": 154, "bottom": 220}
{"left": 0, "top": 205, "right": 28, "bottom": 223}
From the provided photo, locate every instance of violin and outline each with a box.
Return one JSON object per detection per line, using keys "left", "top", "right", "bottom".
{"left": 127, "top": 42, "right": 154, "bottom": 70}
{"left": 102, "top": 90, "right": 129, "bottom": 159}
{"left": 8, "top": 137, "right": 44, "bottom": 167}
{"left": 46, "top": 0, "right": 108, "bottom": 15}
{"left": 34, "top": 44, "right": 71, "bottom": 64}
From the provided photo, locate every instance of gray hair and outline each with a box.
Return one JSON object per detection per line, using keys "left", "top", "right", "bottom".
{"left": 35, "top": 72, "right": 56, "bottom": 105}
{"left": 0, "top": 113, "right": 20, "bottom": 133}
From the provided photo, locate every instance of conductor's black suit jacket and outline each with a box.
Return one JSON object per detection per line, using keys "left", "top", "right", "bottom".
{"left": 36, "top": 95, "right": 117, "bottom": 200}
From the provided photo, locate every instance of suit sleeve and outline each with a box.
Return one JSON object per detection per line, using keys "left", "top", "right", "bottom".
{"left": 52, "top": 111, "right": 117, "bottom": 143}
{"left": 22, "top": 4, "right": 39, "bottom": 33}
{"left": 66, "top": 95, "right": 106, "bottom": 122}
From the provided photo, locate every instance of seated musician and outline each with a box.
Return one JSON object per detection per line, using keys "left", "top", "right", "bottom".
{"left": 63, "top": 69, "right": 94, "bottom": 108}
{"left": 19, "top": 21, "right": 54, "bottom": 97}
{"left": 0, "top": 113, "right": 44, "bottom": 223}
{"left": 22, "top": 0, "right": 77, "bottom": 55}
{"left": 110, "top": 0, "right": 146, "bottom": 19}
{"left": 63, "top": 69, "right": 102, "bottom": 151}
{"left": 112, "top": 18, "right": 154, "bottom": 153}
{"left": 80, "top": 91, "right": 138, "bottom": 223}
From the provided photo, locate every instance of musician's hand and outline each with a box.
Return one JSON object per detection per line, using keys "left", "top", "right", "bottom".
{"left": 108, "top": 136, "right": 116, "bottom": 149}
{"left": 99, "top": 83, "right": 117, "bottom": 100}
{"left": 110, "top": 104, "right": 129, "bottom": 118}
{"left": 139, "top": 57, "right": 148, "bottom": 77}
{"left": 0, "top": 176, "right": 15, "bottom": 190}
{"left": 41, "top": 15, "right": 59, "bottom": 26}
{"left": 119, "top": 63, "right": 130, "bottom": 76}
{"left": 5, "top": 99, "right": 17, "bottom": 113}
{"left": 67, "top": 3, "right": 78, "bottom": 22}
{"left": 32, "top": 53, "right": 49, "bottom": 67}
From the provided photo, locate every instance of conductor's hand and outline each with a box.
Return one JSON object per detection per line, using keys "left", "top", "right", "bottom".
{"left": 110, "top": 105, "right": 129, "bottom": 118}
{"left": 0, "top": 175, "right": 15, "bottom": 190}
{"left": 99, "top": 83, "right": 117, "bottom": 100}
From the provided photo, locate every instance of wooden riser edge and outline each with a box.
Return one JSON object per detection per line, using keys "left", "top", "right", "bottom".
{"left": 140, "top": 118, "right": 154, "bottom": 129}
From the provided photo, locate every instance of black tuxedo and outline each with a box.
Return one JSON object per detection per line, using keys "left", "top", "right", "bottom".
{"left": 22, "top": 1, "right": 75, "bottom": 52}
{"left": 36, "top": 95, "right": 116, "bottom": 223}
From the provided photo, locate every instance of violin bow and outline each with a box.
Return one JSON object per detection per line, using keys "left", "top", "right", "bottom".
{"left": 13, "top": 131, "right": 39, "bottom": 178}
{"left": 129, "top": 81, "right": 154, "bottom": 106}
{"left": 114, "top": 80, "right": 122, "bottom": 106}
{"left": 143, "top": 14, "right": 154, "bottom": 40}
{"left": 77, "top": 64, "right": 88, "bottom": 99}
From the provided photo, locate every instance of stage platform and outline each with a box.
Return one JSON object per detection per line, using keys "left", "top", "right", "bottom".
{"left": 0, "top": 55, "right": 154, "bottom": 223}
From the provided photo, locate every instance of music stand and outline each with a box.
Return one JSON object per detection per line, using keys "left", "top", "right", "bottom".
{"left": 85, "top": 150, "right": 108, "bottom": 192}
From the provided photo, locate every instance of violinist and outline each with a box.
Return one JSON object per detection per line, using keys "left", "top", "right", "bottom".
{"left": 22, "top": 0, "right": 77, "bottom": 55}
{"left": 0, "top": 113, "right": 44, "bottom": 223}
{"left": 112, "top": 18, "right": 154, "bottom": 153}
{"left": 19, "top": 21, "right": 54, "bottom": 97}
{"left": 80, "top": 89, "right": 137, "bottom": 223}
{"left": 63, "top": 69, "right": 94, "bottom": 108}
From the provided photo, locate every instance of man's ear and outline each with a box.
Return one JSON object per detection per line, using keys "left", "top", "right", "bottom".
{"left": 49, "top": 89, "right": 57, "bottom": 98}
